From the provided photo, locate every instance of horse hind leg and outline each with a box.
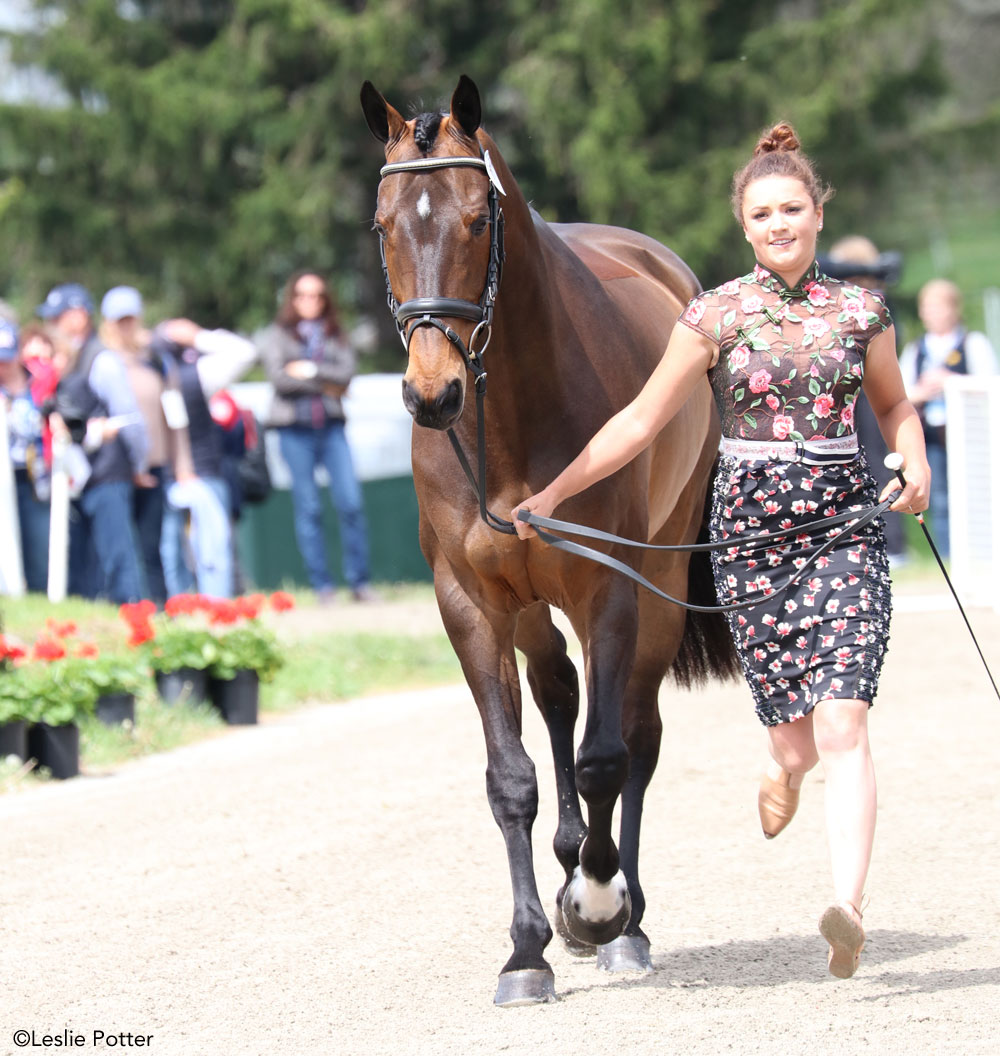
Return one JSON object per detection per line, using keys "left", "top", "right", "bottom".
{"left": 597, "top": 564, "right": 685, "bottom": 974}
{"left": 514, "top": 604, "right": 594, "bottom": 957}
{"left": 596, "top": 664, "right": 663, "bottom": 974}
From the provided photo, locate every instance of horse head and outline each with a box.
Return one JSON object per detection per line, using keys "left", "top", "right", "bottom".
{"left": 361, "top": 75, "right": 503, "bottom": 431}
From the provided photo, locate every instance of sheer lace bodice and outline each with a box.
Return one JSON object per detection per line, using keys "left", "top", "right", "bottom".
{"left": 680, "top": 262, "right": 891, "bottom": 441}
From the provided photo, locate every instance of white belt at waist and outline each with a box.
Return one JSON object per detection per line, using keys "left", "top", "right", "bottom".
{"left": 719, "top": 434, "right": 859, "bottom": 465}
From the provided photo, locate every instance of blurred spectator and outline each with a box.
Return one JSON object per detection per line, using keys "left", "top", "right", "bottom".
{"left": 100, "top": 285, "right": 195, "bottom": 606}
{"left": 898, "top": 279, "right": 999, "bottom": 558}
{"left": 0, "top": 318, "right": 50, "bottom": 592}
{"left": 821, "top": 236, "right": 907, "bottom": 566}
{"left": 38, "top": 283, "right": 149, "bottom": 603}
{"left": 151, "top": 318, "right": 257, "bottom": 598}
{"left": 257, "top": 271, "right": 374, "bottom": 603}
{"left": 19, "top": 326, "right": 67, "bottom": 489}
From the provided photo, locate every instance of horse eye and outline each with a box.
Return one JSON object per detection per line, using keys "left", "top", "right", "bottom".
{"left": 470, "top": 215, "right": 489, "bottom": 237}
{"left": 372, "top": 221, "right": 387, "bottom": 238}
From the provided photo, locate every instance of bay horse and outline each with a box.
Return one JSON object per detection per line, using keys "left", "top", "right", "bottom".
{"left": 361, "top": 75, "right": 737, "bottom": 1006}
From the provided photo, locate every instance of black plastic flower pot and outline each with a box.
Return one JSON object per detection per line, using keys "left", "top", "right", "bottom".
{"left": 155, "top": 667, "right": 209, "bottom": 707}
{"left": 0, "top": 720, "right": 29, "bottom": 762}
{"left": 95, "top": 692, "right": 136, "bottom": 726}
{"left": 27, "top": 722, "right": 80, "bottom": 780}
{"left": 209, "top": 670, "right": 259, "bottom": 725}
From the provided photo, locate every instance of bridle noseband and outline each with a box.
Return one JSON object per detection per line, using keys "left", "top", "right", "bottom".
{"left": 377, "top": 153, "right": 505, "bottom": 394}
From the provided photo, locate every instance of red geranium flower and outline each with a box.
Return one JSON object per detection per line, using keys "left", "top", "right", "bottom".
{"left": 120, "top": 600, "right": 155, "bottom": 624}
{"left": 33, "top": 637, "right": 66, "bottom": 662}
{"left": 165, "top": 593, "right": 201, "bottom": 618}
{"left": 127, "top": 624, "right": 155, "bottom": 648}
{"left": 269, "top": 591, "right": 295, "bottom": 612}
{"left": 46, "top": 619, "right": 78, "bottom": 638}
{"left": 0, "top": 634, "right": 27, "bottom": 662}
{"left": 207, "top": 599, "right": 241, "bottom": 626}
{"left": 234, "top": 594, "right": 265, "bottom": 620}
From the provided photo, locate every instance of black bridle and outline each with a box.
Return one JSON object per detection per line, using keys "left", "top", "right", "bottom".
{"left": 377, "top": 152, "right": 512, "bottom": 533}
{"left": 373, "top": 153, "right": 896, "bottom": 612}
{"left": 378, "top": 154, "right": 505, "bottom": 391}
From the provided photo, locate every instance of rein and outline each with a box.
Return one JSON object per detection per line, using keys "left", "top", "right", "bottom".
{"left": 375, "top": 153, "right": 895, "bottom": 614}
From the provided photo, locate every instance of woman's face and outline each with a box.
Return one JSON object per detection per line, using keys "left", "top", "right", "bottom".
{"left": 742, "top": 175, "right": 822, "bottom": 285}
{"left": 292, "top": 274, "right": 327, "bottom": 322}
{"left": 115, "top": 316, "right": 142, "bottom": 341}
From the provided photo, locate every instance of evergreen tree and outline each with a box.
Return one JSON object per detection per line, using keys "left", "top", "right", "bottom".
{"left": 0, "top": 0, "right": 948, "bottom": 356}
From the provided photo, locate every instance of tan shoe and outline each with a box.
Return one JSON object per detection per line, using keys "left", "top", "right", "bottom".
{"left": 819, "top": 901, "right": 866, "bottom": 979}
{"left": 757, "top": 770, "right": 800, "bottom": 839}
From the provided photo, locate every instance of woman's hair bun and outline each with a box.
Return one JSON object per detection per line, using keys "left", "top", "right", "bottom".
{"left": 753, "top": 122, "right": 801, "bottom": 157}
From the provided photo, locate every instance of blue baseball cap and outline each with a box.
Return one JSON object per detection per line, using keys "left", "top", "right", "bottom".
{"left": 36, "top": 282, "right": 95, "bottom": 319}
{"left": 101, "top": 285, "right": 144, "bottom": 321}
{"left": 0, "top": 318, "right": 18, "bottom": 361}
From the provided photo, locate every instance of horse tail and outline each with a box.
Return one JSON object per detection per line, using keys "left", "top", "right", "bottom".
{"left": 668, "top": 487, "right": 741, "bottom": 688}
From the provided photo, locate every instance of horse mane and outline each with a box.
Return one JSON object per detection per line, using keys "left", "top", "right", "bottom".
{"left": 413, "top": 111, "right": 444, "bottom": 153}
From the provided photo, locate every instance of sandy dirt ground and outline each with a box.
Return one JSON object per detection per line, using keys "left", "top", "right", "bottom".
{"left": 2, "top": 588, "right": 999, "bottom": 1056}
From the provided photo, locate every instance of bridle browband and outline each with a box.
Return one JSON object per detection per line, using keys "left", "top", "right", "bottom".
{"left": 372, "top": 152, "right": 897, "bottom": 612}
{"left": 377, "top": 153, "right": 505, "bottom": 392}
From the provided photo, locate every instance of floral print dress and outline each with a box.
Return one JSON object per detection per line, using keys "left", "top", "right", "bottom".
{"left": 680, "top": 261, "right": 894, "bottom": 726}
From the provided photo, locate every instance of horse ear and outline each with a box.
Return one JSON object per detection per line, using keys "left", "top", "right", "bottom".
{"left": 361, "top": 81, "right": 406, "bottom": 144}
{"left": 450, "top": 74, "right": 482, "bottom": 140}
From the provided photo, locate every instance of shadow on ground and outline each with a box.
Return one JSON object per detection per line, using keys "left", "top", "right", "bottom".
{"left": 560, "top": 929, "right": 977, "bottom": 995}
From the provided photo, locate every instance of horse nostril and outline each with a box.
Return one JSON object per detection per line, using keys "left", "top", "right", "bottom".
{"left": 435, "top": 378, "right": 464, "bottom": 423}
{"left": 401, "top": 378, "right": 420, "bottom": 418}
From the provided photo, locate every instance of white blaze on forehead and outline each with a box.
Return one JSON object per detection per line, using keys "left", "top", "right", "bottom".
{"left": 416, "top": 189, "right": 431, "bottom": 220}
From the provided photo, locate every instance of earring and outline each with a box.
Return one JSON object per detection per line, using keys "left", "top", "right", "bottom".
{"left": 818, "top": 223, "right": 823, "bottom": 230}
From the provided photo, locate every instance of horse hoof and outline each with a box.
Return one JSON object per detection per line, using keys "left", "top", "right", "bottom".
{"left": 494, "top": 969, "right": 557, "bottom": 1007}
{"left": 554, "top": 896, "right": 597, "bottom": 958}
{"left": 560, "top": 867, "right": 631, "bottom": 948}
{"left": 597, "top": 934, "right": 653, "bottom": 974}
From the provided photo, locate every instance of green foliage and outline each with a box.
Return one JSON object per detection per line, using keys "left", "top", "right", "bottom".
{"left": 0, "top": 0, "right": 961, "bottom": 348}
{"left": 0, "top": 659, "right": 100, "bottom": 726}
{"left": 209, "top": 623, "right": 283, "bottom": 681}
{"left": 86, "top": 652, "right": 150, "bottom": 698}
{"left": 144, "top": 625, "right": 220, "bottom": 674}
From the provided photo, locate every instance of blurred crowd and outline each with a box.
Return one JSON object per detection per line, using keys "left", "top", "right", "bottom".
{"left": 2, "top": 252, "right": 997, "bottom": 604}
{"left": 819, "top": 238, "right": 998, "bottom": 564}
{"left": 0, "top": 271, "right": 376, "bottom": 606}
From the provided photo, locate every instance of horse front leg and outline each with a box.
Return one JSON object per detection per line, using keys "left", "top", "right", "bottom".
{"left": 559, "top": 581, "right": 638, "bottom": 948}
{"left": 435, "top": 578, "right": 555, "bottom": 1006}
{"left": 513, "top": 604, "right": 593, "bottom": 957}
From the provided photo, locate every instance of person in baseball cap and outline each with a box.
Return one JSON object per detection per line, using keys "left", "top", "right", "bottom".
{"left": 100, "top": 285, "right": 144, "bottom": 322}
{"left": 36, "top": 282, "right": 95, "bottom": 320}
{"left": 39, "top": 280, "right": 150, "bottom": 603}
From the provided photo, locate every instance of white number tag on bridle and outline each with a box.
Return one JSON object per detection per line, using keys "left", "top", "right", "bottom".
{"left": 483, "top": 150, "right": 506, "bottom": 197}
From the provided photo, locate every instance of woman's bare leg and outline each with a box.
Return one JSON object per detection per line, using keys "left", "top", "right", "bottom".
{"left": 812, "top": 697, "right": 876, "bottom": 909}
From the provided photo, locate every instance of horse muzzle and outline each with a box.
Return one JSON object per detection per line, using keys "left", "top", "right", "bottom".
{"left": 401, "top": 375, "right": 465, "bottom": 430}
